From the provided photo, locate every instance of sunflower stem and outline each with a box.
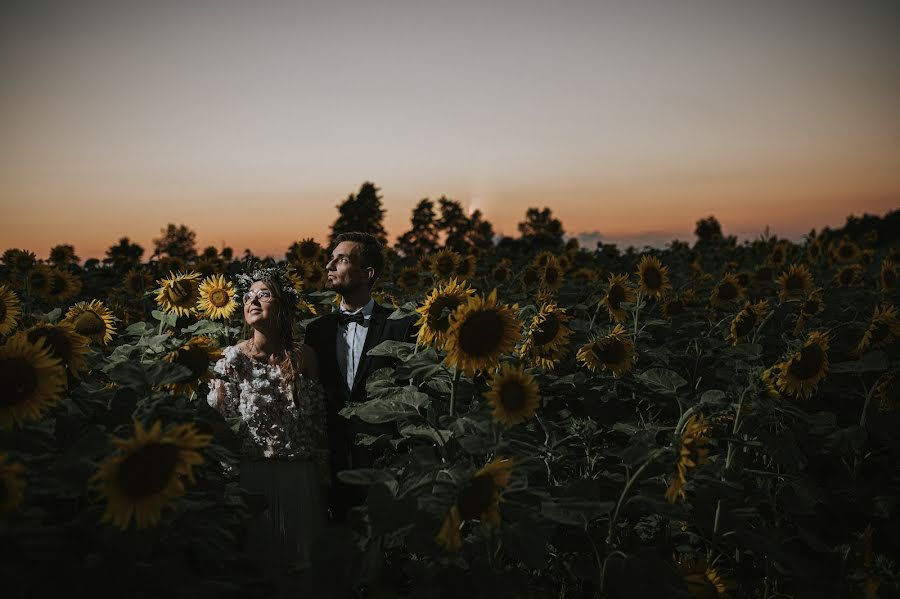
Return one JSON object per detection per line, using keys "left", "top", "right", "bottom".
{"left": 606, "top": 447, "right": 665, "bottom": 548}
{"left": 449, "top": 366, "right": 461, "bottom": 417}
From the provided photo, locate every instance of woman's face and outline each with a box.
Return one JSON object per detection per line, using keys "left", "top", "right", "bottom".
{"left": 243, "top": 281, "right": 277, "bottom": 328}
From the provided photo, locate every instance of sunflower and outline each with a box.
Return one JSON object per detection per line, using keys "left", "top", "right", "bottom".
{"left": 571, "top": 267, "right": 597, "bottom": 287}
{"left": 396, "top": 267, "right": 422, "bottom": 292}
{"left": 793, "top": 288, "right": 824, "bottom": 335}
{"left": 881, "top": 258, "right": 897, "bottom": 292}
{"left": 675, "top": 555, "right": 732, "bottom": 598}
{"left": 431, "top": 249, "right": 461, "bottom": 280}
{"left": 289, "top": 237, "right": 321, "bottom": 263}
{"left": 539, "top": 256, "right": 564, "bottom": 291}
{"left": 197, "top": 274, "right": 238, "bottom": 321}
{"left": 835, "top": 264, "right": 862, "bottom": 287}
{"left": 26, "top": 323, "right": 90, "bottom": 378}
{"left": 759, "top": 366, "right": 782, "bottom": 399}
{"left": 444, "top": 290, "right": 521, "bottom": 376}
{"left": 26, "top": 264, "right": 52, "bottom": 299}
{"left": 710, "top": 273, "right": 744, "bottom": 309}
{"left": 163, "top": 336, "right": 222, "bottom": 396}
{"left": 775, "top": 263, "right": 813, "bottom": 302}
{"left": 754, "top": 265, "right": 774, "bottom": 283}
{"left": 123, "top": 269, "right": 153, "bottom": 297}
{"left": 155, "top": 271, "right": 202, "bottom": 317}
{"left": 768, "top": 241, "right": 790, "bottom": 268}
{"left": 0, "top": 333, "right": 66, "bottom": 428}
{"left": 519, "top": 266, "right": 540, "bottom": 289}
{"left": 602, "top": 273, "right": 636, "bottom": 323}
{"left": 665, "top": 415, "right": 710, "bottom": 503}
{"left": 417, "top": 254, "right": 433, "bottom": 273}
{"left": 576, "top": 324, "right": 636, "bottom": 378}
{"left": 47, "top": 268, "right": 81, "bottom": 303}
{"left": 372, "top": 291, "right": 400, "bottom": 309}
{"left": 807, "top": 238, "right": 824, "bottom": 262}
{"left": 297, "top": 297, "right": 319, "bottom": 318}
{"left": 0, "top": 454, "right": 26, "bottom": 513}
{"left": 856, "top": 304, "right": 900, "bottom": 355}
{"left": 62, "top": 300, "right": 117, "bottom": 345}
{"left": 834, "top": 236, "right": 860, "bottom": 263}
{"left": 490, "top": 260, "right": 512, "bottom": 284}
{"left": 455, "top": 254, "right": 477, "bottom": 281}
{"left": 435, "top": 504, "right": 462, "bottom": 550}
{"left": 91, "top": 419, "right": 212, "bottom": 530}
{"left": 533, "top": 251, "right": 557, "bottom": 269}
{"left": 0, "top": 285, "right": 23, "bottom": 336}
{"left": 416, "top": 279, "right": 475, "bottom": 349}
{"left": 775, "top": 331, "right": 829, "bottom": 399}
{"left": 484, "top": 364, "right": 540, "bottom": 426}
{"left": 660, "top": 296, "right": 685, "bottom": 319}
{"left": 436, "top": 456, "right": 514, "bottom": 549}
{"left": 636, "top": 255, "right": 671, "bottom": 299}
{"left": 302, "top": 263, "right": 326, "bottom": 290}
{"left": 728, "top": 300, "right": 768, "bottom": 345}
{"left": 521, "top": 303, "right": 571, "bottom": 369}
{"left": 192, "top": 256, "right": 222, "bottom": 277}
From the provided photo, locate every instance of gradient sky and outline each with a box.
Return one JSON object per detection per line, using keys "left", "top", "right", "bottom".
{"left": 2, "top": 0, "right": 899, "bottom": 259}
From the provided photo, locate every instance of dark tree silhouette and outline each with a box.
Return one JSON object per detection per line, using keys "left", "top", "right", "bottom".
{"left": 49, "top": 244, "right": 79, "bottom": 266}
{"left": 201, "top": 246, "right": 219, "bottom": 259}
{"left": 104, "top": 237, "right": 144, "bottom": 270}
{"left": 467, "top": 209, "right": 495, "bottom": 249}
{"left": 694, "top": 216, "right": 723, "bottom": 244}
{"left": 153, "top": 224, "right": 197, "bottom": 260}
{"left": 437, "top": 197, "right": 472, "bottom": 252}
{"left": 518, "top": 207, "right": 564, "bottom": 250}
{"left": 329, "top": 181, "right": 388, "bottom": 246}
{"left": 396, "top": 198, "right": 439, "bottom": 256}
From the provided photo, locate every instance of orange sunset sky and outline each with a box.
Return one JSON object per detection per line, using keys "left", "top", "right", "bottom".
{"left": 2, "top": 1, "right": 899, "bottom": 259}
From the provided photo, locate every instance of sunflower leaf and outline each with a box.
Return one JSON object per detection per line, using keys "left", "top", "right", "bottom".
{"left": 829, "top": 351, "right": 889, "bottom": 374}
{"left": 337, "top": 468, "right": 397, "bottom": 486}
{"left": 367, "top": 340, "right": 418, "bottom": 361}
{"left": 636, "top": 368, "right": 688, "bottom": 395}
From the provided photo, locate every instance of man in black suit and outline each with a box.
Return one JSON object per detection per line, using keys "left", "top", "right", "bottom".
{"left": 305, "top": 232, "right": 416, "bottom": 522}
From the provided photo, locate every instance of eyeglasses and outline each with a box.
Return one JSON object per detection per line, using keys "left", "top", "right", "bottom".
{"left": 242, "top": 290, "right": 274, "bottom": 304}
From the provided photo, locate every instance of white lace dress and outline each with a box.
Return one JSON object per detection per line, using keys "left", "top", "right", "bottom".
{"left": 207, "top": 345, "right": 328, "bottom": 573}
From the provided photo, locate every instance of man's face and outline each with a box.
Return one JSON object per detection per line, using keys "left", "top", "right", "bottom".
{"left": 325, "top": 241, "right": 372, "bottom": 294}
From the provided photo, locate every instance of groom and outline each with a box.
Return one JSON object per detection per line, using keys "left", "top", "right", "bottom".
{"left": 305, "top": 232, "right": 416, "bottom": 522}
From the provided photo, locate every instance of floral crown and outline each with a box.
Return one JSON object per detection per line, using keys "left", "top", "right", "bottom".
{"left": 234, "top": 261, "right": 304, "bottom": 305}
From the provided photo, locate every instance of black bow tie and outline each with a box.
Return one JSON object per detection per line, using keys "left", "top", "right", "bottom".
{"left": 338, "top": 312, "right": 366, "bottom": 326}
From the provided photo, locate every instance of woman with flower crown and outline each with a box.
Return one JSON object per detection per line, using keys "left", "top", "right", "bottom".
{"left": 206, "top": 266, "right": 328, "bottom": 585}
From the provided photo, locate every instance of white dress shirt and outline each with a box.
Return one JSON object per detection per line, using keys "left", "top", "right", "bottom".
{"left": 336, "top": 298, "right": 375, "bottom": 392}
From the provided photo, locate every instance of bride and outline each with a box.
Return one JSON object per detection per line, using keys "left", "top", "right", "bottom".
{"left": 207, "top": 266, "right": 328, "bottom": 580}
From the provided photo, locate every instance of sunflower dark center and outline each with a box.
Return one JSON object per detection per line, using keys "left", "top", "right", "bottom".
{"left": 436, "top": 257, "right": 455, "bottom": 275}
{"left": 458, "top": 310, "right": 505, "bottom": 357}
{"left": 126, "top": 276, "right": 143, "bottom": 293}
{"left": 522, "top": 268, "right": 538, "bottom": 286}
{"left": 401, "top": 272, "right": 419, "bottom": 286}
{"left": 167, "top": 281, "right": 193, "bottom": 305}
{"left": 0, "top": 357, "right": 37, "bottom": 407}
{"left": 788, "top": 343, "right": 824, "bottom": 381}
{"left": 493, "top": 267, "right": 509, "bottom": 281}
{"left": 802, "top": 299, "right": 820, "bottom": 314}
{"left": 0, "top": 301, "right": 6, "bottom": 322}
{"left": 839, "top": 244, "right": 854, "bottom": 259}
{"left": 176, "top": 347, "right": 210, "bottom": 379}
{"left": 74, "top": 312, "right": 105, "bottom": 337}
{"left": 29, "top": 272, "right": 48, "bottom": 290}
{"left": 717, "top": 282, "right": 738, "bottom": 301}
{"left": 869, "top": 323, "right": 890, "bottom": 346}
{"left": 300, "top": 243, "right": 318, "bottom": 259}
{"left": 771, "top": 249, "right": 784, "bottom": 264}
{"left": 307, "top": 268, "right": 323, "bottom": 283}
{"left": 884, "top": 270, "right": 896, "bottom": 288}
{"left": 27, "top": 328, "right": 73, "bottom": 363}
{"left": 532, "top": 314, "right": 560, "bottom": 346}
{"left": 458, "top": 474, "right": 496, "bottom": 520}
{"left": 642, "top": 267, "right": 662, "bottom": 290}
{"left": 594, "top": 338, "right": 627, "bottom": 365}
{"left": 117, "top": 442, "right": 180, "bottom": 499}
{"left": 498, "top": 380, "right": 528, "bottom": 413}
{"left": 733, "top": 311, "right": 757, "bottom": 338}
{"left": 543, "top": 267, "right": 559, "bottom": 285}
{"left": 785, "top": 274, "right": 805, "bottom": 292}
{"left": 49, "top": 273, "right": 67, "bottom": 295}
{"left": 839, "top": 269, "right": 855, "bottom": 285}
{"left": 209, "top": 289, "right": 230, "bottom": 308}
{"left": 427, "top": 296, "right": 462, "bottom": 332}
{"left": 607, "top": 284, "right": 625, "bottom": 308}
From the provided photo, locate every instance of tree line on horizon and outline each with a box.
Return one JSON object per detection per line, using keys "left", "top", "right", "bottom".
{"left": 30, "top": 181, "right": 900, "bottom": 269}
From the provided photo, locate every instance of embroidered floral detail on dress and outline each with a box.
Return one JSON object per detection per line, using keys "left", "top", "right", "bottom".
{"left": 208, "top": 345, "right": 329, "bottom": 481}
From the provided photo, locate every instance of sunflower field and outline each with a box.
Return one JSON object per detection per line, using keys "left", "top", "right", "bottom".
{"left": 1, "top": 220, "right": 899, "bottom": 599}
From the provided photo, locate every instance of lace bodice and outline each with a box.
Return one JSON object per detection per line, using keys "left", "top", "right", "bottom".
{"left": 207, "top": 345, "right": 329, "bottom": 480}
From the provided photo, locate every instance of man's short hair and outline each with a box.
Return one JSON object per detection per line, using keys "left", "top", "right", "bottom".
{"left": 334, "top": 232, "right": 384, "bottom": 283}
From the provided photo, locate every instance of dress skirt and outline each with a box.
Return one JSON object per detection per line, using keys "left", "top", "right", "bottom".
{"left": 239, "top": 458, "right": 326, "bottom": 574}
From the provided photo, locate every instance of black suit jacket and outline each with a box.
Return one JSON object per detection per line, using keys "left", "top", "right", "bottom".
{"left": 305, "top": 302, "right": 416, "bottom": 519}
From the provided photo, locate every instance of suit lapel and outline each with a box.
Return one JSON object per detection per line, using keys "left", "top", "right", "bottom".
{"left": 351, "top": 303, "right": 388, "bottom": 395}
